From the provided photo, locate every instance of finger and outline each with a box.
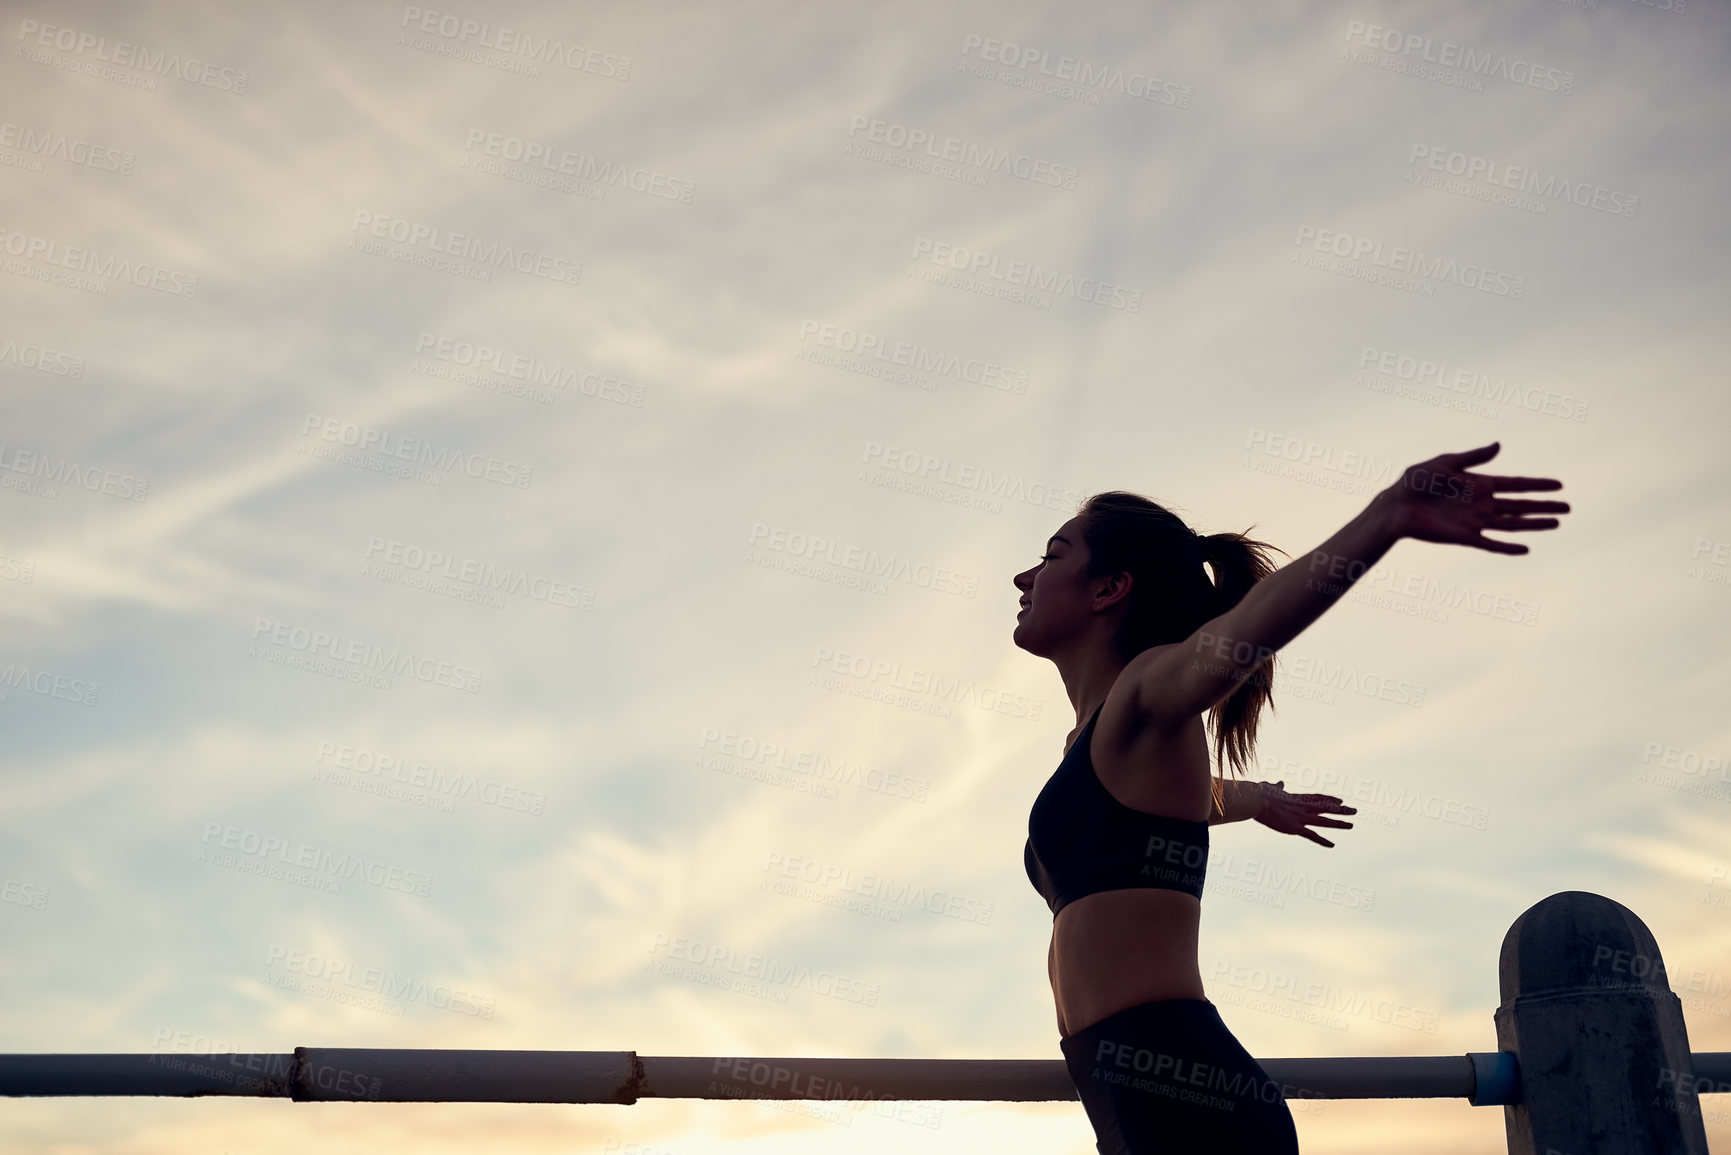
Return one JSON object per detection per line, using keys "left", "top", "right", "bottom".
{"left": 1486, "top": 515, "right": 1561, "bottom": 532}
{"left": 1437, "top": 442, "right": 1500, "bottom": 470}
{"left": 1481, "top": 474, "right": 1564, "bottom": 493}
{"left": 1306, "top": 817, "right": 1354, "bottom": 829}
{"left": 1468, "top": 533, "right": 1528, "bottom": 555}
{"left": 1491, "top": 499, "right": 1570, "bottom": 515}
{"left": 1302, "top": 830, "right": 1335, "bottom": 848}
{"left": 1295, "top": 796, "right": 1355, "bottom": 814}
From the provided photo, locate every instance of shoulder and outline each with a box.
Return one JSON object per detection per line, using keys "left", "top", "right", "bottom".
{"left": 1091, "top": 650, "right": 1212, "bottom": 802}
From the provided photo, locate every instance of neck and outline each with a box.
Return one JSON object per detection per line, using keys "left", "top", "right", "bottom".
{"left": 1047, "top": 633, "right": 1128, "bottom": 729}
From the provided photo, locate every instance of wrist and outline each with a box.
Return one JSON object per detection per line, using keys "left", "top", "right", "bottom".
{"left": 1364, "top": 488, "right": 1407, "bottom": 545}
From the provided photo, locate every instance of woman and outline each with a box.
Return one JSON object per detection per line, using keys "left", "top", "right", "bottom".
{"left": 1015, "top": 443, "right": 1567, "bottom": 1153}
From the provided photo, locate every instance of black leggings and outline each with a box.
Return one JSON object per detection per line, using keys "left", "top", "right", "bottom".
{"left": 1060, "top": 999, "right": 1300, "bottom": 1154}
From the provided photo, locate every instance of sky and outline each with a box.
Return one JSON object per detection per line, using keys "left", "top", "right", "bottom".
{"left": 2, "top": 0, "right": 1729, "bottom": 1152}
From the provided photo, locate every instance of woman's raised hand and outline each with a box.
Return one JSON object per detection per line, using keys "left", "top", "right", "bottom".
{"left": 1377, "top": 442, "right": 1568, "bottom": 555}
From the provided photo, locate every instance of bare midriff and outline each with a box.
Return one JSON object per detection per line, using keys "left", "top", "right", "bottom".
{"left": 1046, "top": 691, "right": 1212, "bottom": 1040}
{"left": 1048, "top": 890, "right": 1205, "bottom": 1039}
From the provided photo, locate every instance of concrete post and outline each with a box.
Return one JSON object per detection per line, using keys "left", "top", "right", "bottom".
{"left": 1494, "top": 890, "right": 1709, "bottom": 1154}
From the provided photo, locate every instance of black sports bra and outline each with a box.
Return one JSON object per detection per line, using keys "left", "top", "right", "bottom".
{"left": 1024, "top": 703, "right": 1210, "bottom": 915}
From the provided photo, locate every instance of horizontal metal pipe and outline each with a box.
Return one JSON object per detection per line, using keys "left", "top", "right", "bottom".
{"left": 642, "top": 1056, "right": 1075, "bottom": 1102}
{"left": 1, "top": 1051, "right": 1726, "bottom": 1103}
{"left": 646, "top": 1054, "right": 1485, "bottom": 1101}
{"left": 1693, "top": 1053, "right": 1731, "bottom": 1084}
{"left": 293, "top": 1049, "right": 641, "bottom": 1103}
{"left": 0, "top": 1052, "right": 642, "bottom": 1103}
{"left": 1265, "top": 1056, "right": 1477, "bottom": 1101}
{"left": 0, "top": 1053, "right": 295, "bottom": 1098}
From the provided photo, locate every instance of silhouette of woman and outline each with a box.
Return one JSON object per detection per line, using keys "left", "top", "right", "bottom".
{"left": 1015, "top": 443, "right": 1567, "bottom": 1153}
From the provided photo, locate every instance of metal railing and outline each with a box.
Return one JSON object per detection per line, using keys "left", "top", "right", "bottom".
{"left": 0, "top": 1049, "right": 1549, "bottom": 1103}
{"left": 3, "top": 892, "right": 1725, "bottom": 1153}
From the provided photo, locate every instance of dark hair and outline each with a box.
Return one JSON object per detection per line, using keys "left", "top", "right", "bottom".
{"left": 1075, "top": 492, "right": 1285, "bottom": 794}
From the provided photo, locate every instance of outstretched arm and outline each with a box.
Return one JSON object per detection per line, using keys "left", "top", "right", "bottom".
{"left": 1134, "top": 442, "right": 1567, "bottom": 728}
{"left": 1210, "top": 779, "right": 1358, "bottom": 847}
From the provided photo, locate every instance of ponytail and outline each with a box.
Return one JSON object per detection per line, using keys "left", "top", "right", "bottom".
{"left": 1198, "top": 531, "right": 1284, "bottom": 784}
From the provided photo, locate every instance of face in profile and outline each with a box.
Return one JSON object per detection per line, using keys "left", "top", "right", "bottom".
{"left": 1013, "top": 516, "right": 1099, "bottom": 658}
